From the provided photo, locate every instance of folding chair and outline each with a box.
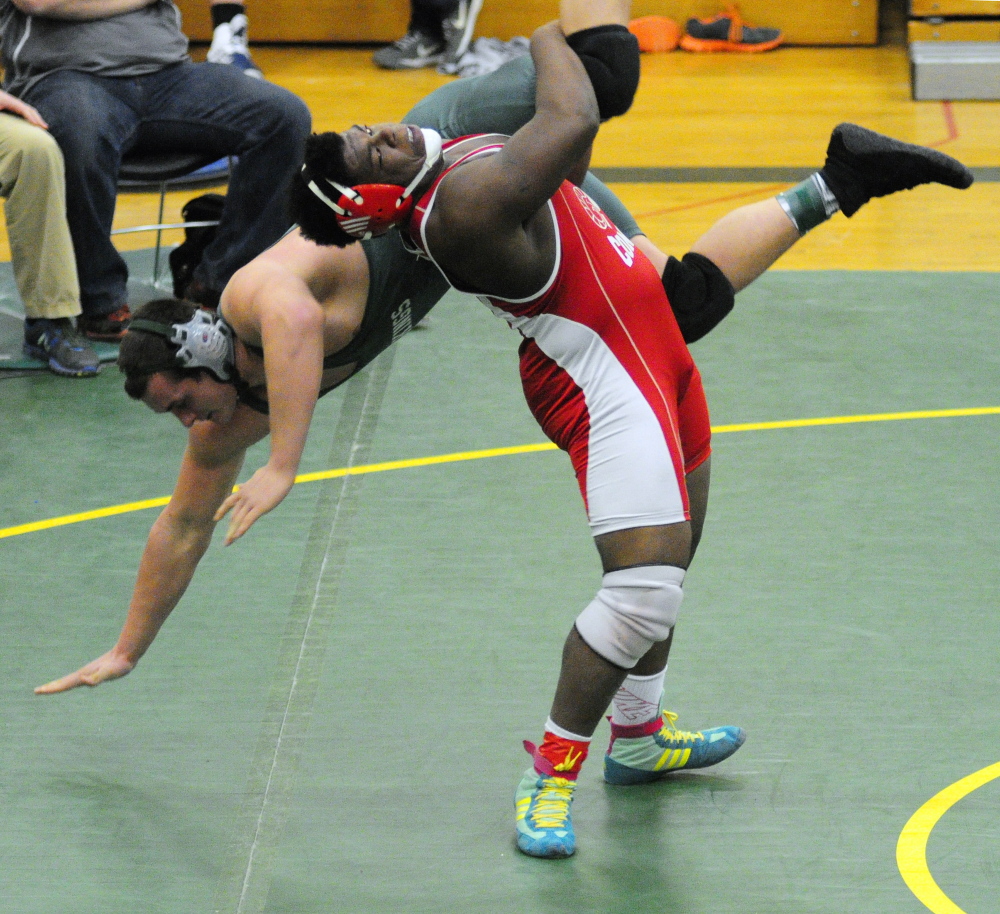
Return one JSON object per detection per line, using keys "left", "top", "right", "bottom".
{"left": 113, "top": 151, "right": 231, "bottom": 286}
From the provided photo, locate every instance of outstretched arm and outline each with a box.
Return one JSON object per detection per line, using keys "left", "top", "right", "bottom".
{"left": 427, "top": 21, "right": 599, "bottom": 294}
{"left": 35, "top": 412, "right": 267, "bottom": 694}
{"left": 476, "top": 21, "right": 598, "bottom": 224}
{"left": 213, "top": 254, "right": 326, "bottom": 545}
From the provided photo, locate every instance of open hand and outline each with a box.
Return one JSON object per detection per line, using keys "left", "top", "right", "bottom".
{"left": 214, "top": 464, "right": 295, "bottom": 545}
{"left": 35, "top": 650, "right": 135, "bottom": 695}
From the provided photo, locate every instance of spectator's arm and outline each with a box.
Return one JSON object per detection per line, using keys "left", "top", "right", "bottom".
{"left": 0, "top": 90, "right": 47, "bottom": 127}
{"left": 11, "top": 0, "right": 158, "bottom": 21}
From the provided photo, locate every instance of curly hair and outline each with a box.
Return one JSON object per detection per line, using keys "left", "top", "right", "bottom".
{"left": 289, "top": 132, "right": 359, "bottom": 248}
{"left": 118, "top": 298, "right": 209, "bottom": 400}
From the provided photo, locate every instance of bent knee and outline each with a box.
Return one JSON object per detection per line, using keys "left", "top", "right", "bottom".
{"left": 18, "top": 127, "right": 64, "bottom": 168}
{"left": 566, "top": 25, "right": 640, "bottom": 120}
{"left": 575, "top": 565, "right": 685, "bottom": 669}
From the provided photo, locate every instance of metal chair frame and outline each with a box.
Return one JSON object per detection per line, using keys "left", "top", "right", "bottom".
{"left": 112, "top": 151, "right": 231, "bottom": 286}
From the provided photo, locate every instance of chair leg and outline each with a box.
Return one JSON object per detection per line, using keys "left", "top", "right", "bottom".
{"left": 152, "top": 181, "right": 167, "bottom": 286}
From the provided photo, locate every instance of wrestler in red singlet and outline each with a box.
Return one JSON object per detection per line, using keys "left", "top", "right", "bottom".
{"left": 408, "top": 136, "right": 711, "bottom": 536}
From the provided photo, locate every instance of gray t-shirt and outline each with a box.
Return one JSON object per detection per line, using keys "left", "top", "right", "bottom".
{"left": 0, "top": 0, "right": 189, "bottom": 96}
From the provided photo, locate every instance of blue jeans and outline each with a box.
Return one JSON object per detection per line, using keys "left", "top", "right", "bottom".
{"left": 22, "top": 62, "right": 311, "bottom": 317}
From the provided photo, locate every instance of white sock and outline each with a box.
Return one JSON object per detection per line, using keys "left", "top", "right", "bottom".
{"left": 610, "top": 669, "right": 666, "bottom": 727}
{"left": 543, "top": 717, "right": 591, "bottom": 743}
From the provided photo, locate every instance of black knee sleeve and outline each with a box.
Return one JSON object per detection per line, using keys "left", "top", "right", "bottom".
{"left": 662, "top": 252, "right": 735, "bottom": 344}
{"left": 566, "top": 25, "right": 640, "bottom": 120}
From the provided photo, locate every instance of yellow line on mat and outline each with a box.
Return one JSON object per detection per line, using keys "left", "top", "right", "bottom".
{"left": 897, "top": 761, "right": 1000, "bottom": 914}
{"left": 2, "top": 406, "right": 998, "bottom": 541}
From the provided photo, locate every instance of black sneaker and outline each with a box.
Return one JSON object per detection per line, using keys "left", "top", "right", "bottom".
{"left": 169, "top": 192, "right": 225, "bottom": 298}
{"left": 438, "top": 0, "right": 484, "bottom": 71}
{"left": 680, "top": 7, "right": 782, "bottom": 52}
{"left": 77, "top": 304, "right": 132, "bottom": 342}
{"left": 182, "top": 277, "right": 222, "bottom": 310}
{"left": 820, "top": 123, "right": 975, "bottom": 217}
{"left": 23, "top": 318, "right": 101, "bottom": 377}
{"left": 372, "top": 29, "right": 444, "bottom": 70}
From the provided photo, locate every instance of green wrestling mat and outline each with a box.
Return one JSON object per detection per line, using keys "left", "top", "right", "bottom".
{"left": 2, "top": 271, "right": 999, "bottom": 914}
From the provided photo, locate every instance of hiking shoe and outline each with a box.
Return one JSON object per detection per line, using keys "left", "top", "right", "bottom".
{"left": 77, "top": 305, "right": 132, "bottom": 342}
{"left": 604, "top": 710, "right": 746, "bottom": 785}
{"left": 820, "top": 122, "right": 975, "bottom": 217}
{"left": 680, "top": 5, "right": 783, "bottom": 52}
{"left": 24, "top": 319, "right": 101, "bottom": 377}
{"left": 207, "top": 14, "right": 263, "bottom": 78}
{"left": 438, "top": 0, "right": 484, "bottom": 72}
{"left": 372, "top": 29, "right": 444, "bottom": 70}
{"left": 515, "top": 741, "right": 580, "bottom": 859}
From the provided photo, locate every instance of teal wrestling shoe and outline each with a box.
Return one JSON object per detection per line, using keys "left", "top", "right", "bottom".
{"left": 515, "top": 740, "right": 584, "bottom": 858}
{"left": 604, "top": 709, "right": 746, "bottom": 786}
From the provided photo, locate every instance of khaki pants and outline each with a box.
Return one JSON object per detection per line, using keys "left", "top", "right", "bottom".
{"left": 0, "top": 112, "right": 79, "bottom": 320}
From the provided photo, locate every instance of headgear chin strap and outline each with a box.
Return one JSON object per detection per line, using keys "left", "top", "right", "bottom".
{"left": 303, "top": 127, "right": 443, "bottom": 241}
{"left": 129, "top": 309, "right": 235, "bottom": 382}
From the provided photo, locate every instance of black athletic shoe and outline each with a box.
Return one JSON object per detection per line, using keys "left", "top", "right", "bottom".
{"left": 372, "top": 29, "right": 444, "bottom": 70}
{"left": 820, "top": 123, "right": 974, "bottom": 217}
{"left": 23, "top": 318, "right": 101, "bottom": 377}
{"left": 77, "top": 304, "right": 132, "bottom": 342}
{"left": 439, "top": 0, "right": 484, "bottom": 70}
{"left": 182, "top": 277, "right": 222, "bottom": 311}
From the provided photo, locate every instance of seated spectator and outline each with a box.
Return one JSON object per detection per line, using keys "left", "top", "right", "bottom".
{"left": 0, "top": 90, "right": 99, "bottom": 377}
{"left": 0, "top": 0, "right": 311, "bottom": 341}
{"left": 373, "top": 0, "right": 484, "bottom": 72}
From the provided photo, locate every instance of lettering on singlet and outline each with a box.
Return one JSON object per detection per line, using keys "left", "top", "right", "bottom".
{"left": 390, "top": 299, "right": 413, "bottom": 344}
{"left": 573, "top": 185, "right": 635, "bottom": 267}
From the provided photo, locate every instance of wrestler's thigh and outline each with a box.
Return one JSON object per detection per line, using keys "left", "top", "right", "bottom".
{"left": 520, "top": 341, "right": 690, "bottom": 540}
{"left": 686, "top": 455, "right": 711, "bottom": 558}
{"left": 596, "top": 522, "right": 693, "bottom": 573}
{"left": 404, "top": 56, "right": 537, "bottom": 138}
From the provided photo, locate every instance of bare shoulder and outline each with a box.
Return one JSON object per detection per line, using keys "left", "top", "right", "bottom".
{"left": 223, "top": 232, "right": 333, "bottom": 341}
{"left": 423, "top": 139, "right": 557, "bottom": 297}
{"left": 426, "top": 150, "right": 511, "bottom": 250}
{"left": 226, "top": 230, "right": 367, "bottom": 310}
{"left": 225, "top": 233, "right": 311, "bottom": 304}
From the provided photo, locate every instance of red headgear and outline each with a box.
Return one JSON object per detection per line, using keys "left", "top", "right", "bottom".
{"left": 302, "top": 128, "right": 443, "bottom": 241}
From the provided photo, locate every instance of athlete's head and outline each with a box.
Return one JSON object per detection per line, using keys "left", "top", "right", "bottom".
{"left": 291, "top": 124, "right": 443, "bottom": 247}
{"left": 118, "top": 299, "right": 238, "bottom": 426}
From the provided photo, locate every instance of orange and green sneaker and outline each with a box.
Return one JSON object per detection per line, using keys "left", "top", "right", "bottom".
{"left": 604, "top": 709, "right": 746, "bottom": 785}
{"left": 514, "top": 738, "right": 586, "bottom": 858}
{"left": 680, "top": 6, "right": 783, "bottom": 53}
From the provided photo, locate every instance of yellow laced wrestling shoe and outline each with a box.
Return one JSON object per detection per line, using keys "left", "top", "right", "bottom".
{"left": 604, "top": 709, "right": 746, "bottom": 785}
{"left": 514, "top": 740, "right": 583, "bottom": 858}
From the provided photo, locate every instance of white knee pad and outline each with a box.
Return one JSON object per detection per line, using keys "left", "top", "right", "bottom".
{"left": 574, "top": 565, "right": 685, "bottom": 669}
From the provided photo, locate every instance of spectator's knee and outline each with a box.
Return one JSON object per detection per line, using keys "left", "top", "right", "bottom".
{"left": 17, "top": 123, "right": 62, "bottom": 164}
